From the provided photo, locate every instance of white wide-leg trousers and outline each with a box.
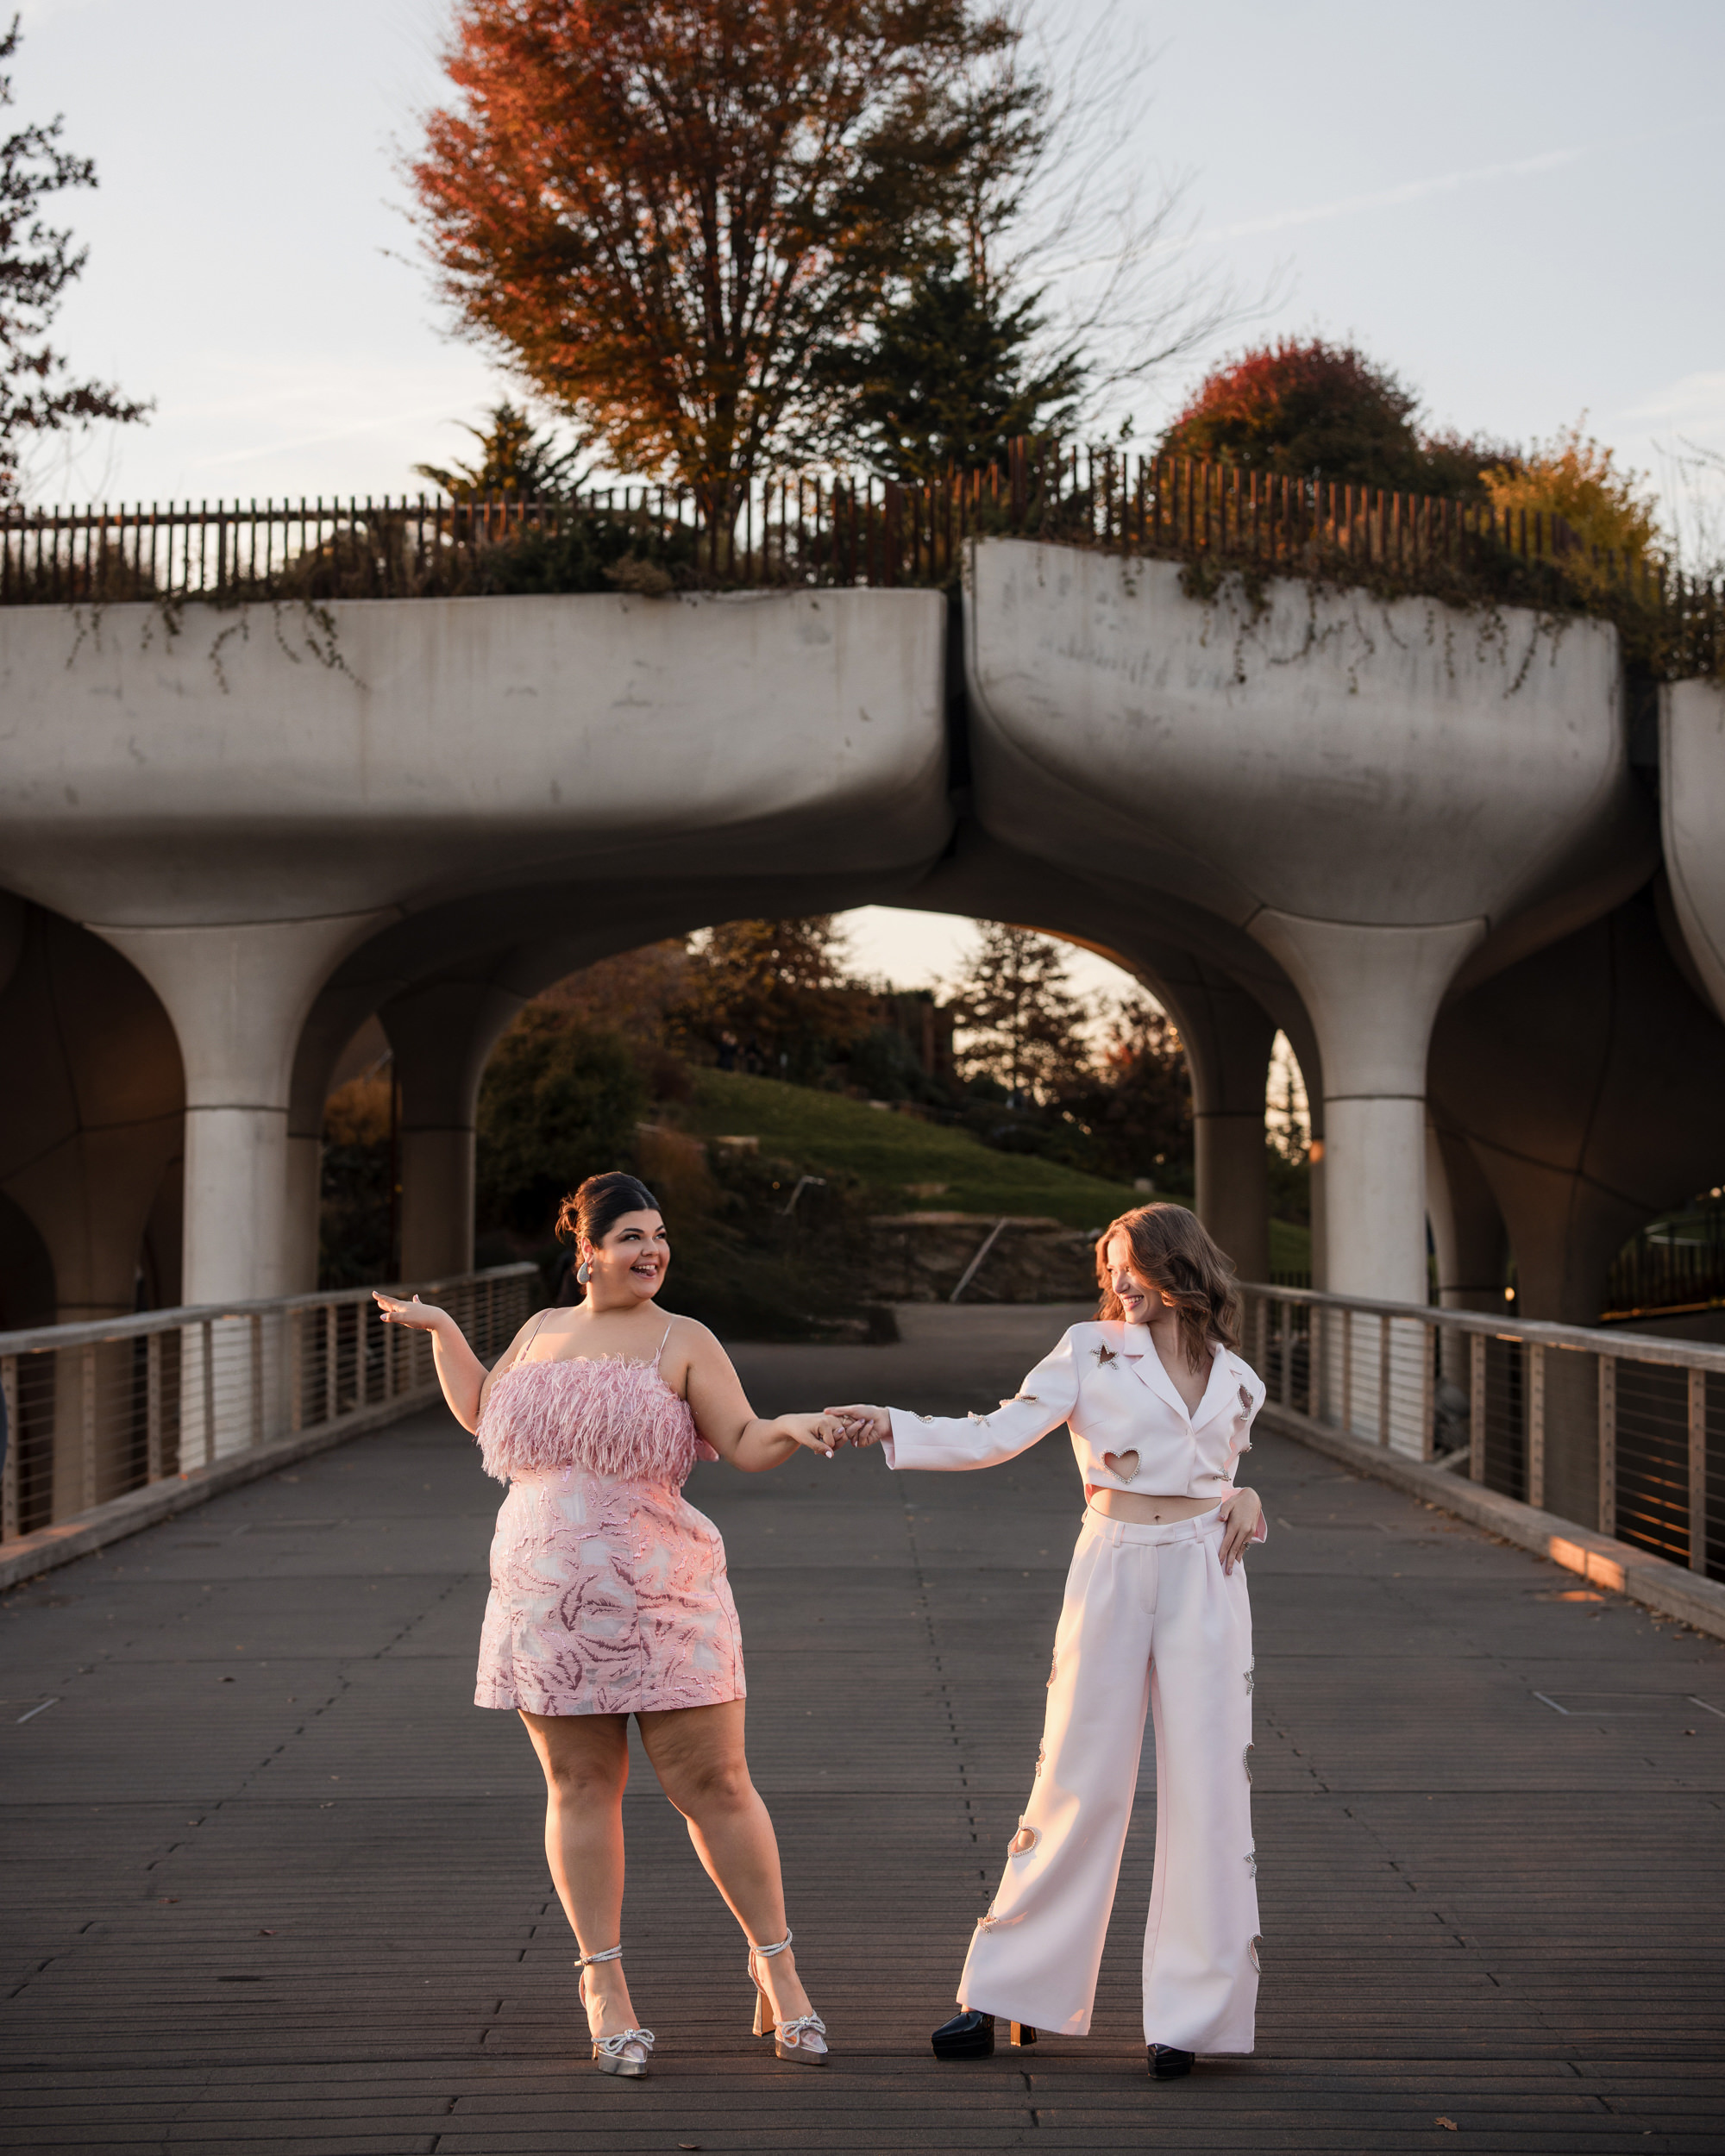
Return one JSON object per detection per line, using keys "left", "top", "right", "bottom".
{"left": 957, "top": 1505, "right": 1260, "bottom": 2053}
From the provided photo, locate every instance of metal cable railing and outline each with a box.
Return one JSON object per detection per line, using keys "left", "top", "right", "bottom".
{"left": 1604, "top": 1204, "right": 1725, "bottom": 1321}
{"left": 0, "top": 1263, "right": 538, "bottom": 1544}
{"left": 1239, "top": 1282, "right": 1725, "bottom": 1583}
{"left": 1, "top": 448, "right": 1716, "bottom": 674}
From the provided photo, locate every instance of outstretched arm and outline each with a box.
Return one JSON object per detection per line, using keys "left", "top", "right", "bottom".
{"left": 678, "top": 1320, "right": 846, "bottom": 1472}
{"left": 827, "top": 1330, "right": 1082, "bottom": 1473}
{"left": 373, "top": 1293, "right": 534, "bottom": 1433}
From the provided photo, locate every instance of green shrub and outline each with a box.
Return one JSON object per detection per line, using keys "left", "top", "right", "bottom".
{"left": 476, "top": 1011, "right": 646, "bottom": 1238}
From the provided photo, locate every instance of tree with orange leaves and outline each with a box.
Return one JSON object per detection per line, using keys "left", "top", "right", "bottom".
{"left": 1157, "top": 336, "right": 1509, "bottom": 501}
{"left": 411, "top": 0, "right": 1030, "bottom": 520}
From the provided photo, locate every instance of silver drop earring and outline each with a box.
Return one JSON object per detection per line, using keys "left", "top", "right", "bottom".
{"left": 576, "top": 1258, "right": 592, "bottom": 1285}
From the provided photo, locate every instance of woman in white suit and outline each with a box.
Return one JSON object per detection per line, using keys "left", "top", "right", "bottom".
{"left": 832, "top": 1203, "right": 1266, "bottom": 2080}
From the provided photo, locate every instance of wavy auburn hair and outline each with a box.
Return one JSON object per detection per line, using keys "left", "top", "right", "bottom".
{"left": 1095, "top": 1203, "right": 1241, "bottom": 1369}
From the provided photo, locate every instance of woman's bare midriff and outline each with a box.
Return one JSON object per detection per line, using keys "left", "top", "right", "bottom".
{"left": 1087, "top": 1487, "right": 1217, "bottom": 1526}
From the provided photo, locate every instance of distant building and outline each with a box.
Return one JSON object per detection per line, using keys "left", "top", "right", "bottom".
{"left": 865, "top": 991, "right": 956, "bottom": 1085}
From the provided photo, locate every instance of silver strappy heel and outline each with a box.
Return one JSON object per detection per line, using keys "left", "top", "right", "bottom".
{"left": 576, "top": 1945, "right": 654, "bottom": 2078}
{"left": 747, "top": 1928, "right": 829, "bottom": 2065}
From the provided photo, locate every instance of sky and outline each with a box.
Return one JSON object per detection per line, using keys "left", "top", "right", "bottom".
{"left": 12, "top": 0, "right": 1722, "bottom": 1019}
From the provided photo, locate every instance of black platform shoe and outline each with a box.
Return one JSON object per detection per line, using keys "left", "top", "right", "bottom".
{"left": 932, "top": 2009, "right": 995, "bottom": 2059}
{"left": 1149, "top": 2045, "right": 1194, "bottom": 2079}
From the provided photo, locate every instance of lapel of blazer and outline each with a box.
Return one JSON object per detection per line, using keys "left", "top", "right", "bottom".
{"left": 1120, "top": 1324, "right": 1194, "bottom": 1422}
{"left": 1122, "top": 1332, "right": 1232, "bottom": 1426}
{"left": 1190, "top": 1344, "right": 1235, "bottom": 1427}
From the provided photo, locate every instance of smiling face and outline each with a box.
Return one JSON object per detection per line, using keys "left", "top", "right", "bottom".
{"left": 584, "top": 1209, "right": 670, "bottom": 1306}
{"left": 1104, "top": 1232, "right": 1167, "bottom": 1326}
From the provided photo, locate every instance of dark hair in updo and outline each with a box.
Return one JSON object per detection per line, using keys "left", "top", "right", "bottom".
{"left": 555, "top": 1171, "right": 662, "bottom": 1250}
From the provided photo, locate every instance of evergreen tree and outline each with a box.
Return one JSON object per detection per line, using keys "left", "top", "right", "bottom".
{"left": 1057, "top": 997, "right": 1190, "bottom": 1185}
{"left": 414, "top": 399, "right": 592, "bottom": 500}
{"left": 823, "top": 255, "right": 1082, "bottom": 479}
{"left": 0, "top": 18, "right": 147, "bottom": 498}
{"left": 949, "top": 922, "right": 1089, "bottom": 1105}
{"left": 672, "top": 917, "right": 869, "bottom": 1082}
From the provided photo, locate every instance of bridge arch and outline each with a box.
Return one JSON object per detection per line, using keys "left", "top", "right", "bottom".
{"left": 288, "top": 825, "right": 1314, "bottom": 1297}
{"left": 2, "top": 548, "right": 1717, "bottom": 1340}
{"left": 0, "top": 891, "right": 185, "bottom": 1326}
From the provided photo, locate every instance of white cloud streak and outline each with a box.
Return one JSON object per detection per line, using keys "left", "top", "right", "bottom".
{"left": 1167, "top": 146, "right": 1584, "bottom": 255}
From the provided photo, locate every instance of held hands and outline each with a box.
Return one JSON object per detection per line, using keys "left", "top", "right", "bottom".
{"left": 778, "top": 1412, "right": 850, "bottom": 1460}
{"left": 1215, "top": 1486, "right": 1262, "bottom": 1575}
{"left": 824, "top": 1404, "right": 890, "bottom": 1449}
{"left": 773, "top": 1405, "right": 888, "bottom": 1458}
{"left": 373, "top": 1292, "right": 448, "bottom": 1333}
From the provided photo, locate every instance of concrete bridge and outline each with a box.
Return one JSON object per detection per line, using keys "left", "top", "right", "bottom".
{"left": 2, "top": 536, "right": 1722, "bottom": 1348}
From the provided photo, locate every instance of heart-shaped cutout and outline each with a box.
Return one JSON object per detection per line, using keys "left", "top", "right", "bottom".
{"left": 1101, "top": 1450, "right": 1140, "bottom": 1484}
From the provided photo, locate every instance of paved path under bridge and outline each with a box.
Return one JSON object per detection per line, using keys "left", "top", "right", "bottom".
{"left": 2, "top": 1306, "right": 1721, "bottom": 2153}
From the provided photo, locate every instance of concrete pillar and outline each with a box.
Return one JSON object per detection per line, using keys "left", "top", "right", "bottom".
{"left": 399, "top": 1129, "right": 474, "bottom": 1282}
{"left": 285, "top": 1131, "right": 324, "bottom": 1299}
{"left": 1175, "top": 978, "right": 1276, "bottom": 1287}
{"left": 1249, "top": 913, "right": 1484, "bottom": 1305}
{"left": 380, "top": 979, "right": 524, "bottom": 1282}
{"left": 284, "top": 987, "right": 394, "bottom": 1294}
{"left": 89, "top": 914, "right": 384, "bottom": 1304}
{"left": 141, "top": 1153, "right": 185, "bottom": 1311}
{"left": 1660, "top": 679, "right": 1725, "bottom": 1024}
{"left": 1428, "top": 890, "right": 1725, "bottom": 1521}
{"left": 0, "top": 889, "right": 24, "bottom": 1000}
{"left": 1307, "top": 1137, "right": 1327, "bottom": 1292}
{"left": 1264, "top": 1006, "right": 1325, "bottom": 1291}
{"left": 1077, "top": 942, "right": 1278, "bottom": 1283}
{"left": 1193, "top": 1114, "right": 1269, "bottom": 1282}
{"left": 963, "top": 544, "right": 1638, "bottom": 1316}
{"left": 1430, "top": 889, "right": 1725, "bottom": 1328}
{"left": 1425, "top": 1119, "right": 1508, "bottom": 1416}
{"left": 1425, "top": 1121, "right": 1507, "bottom": 1314}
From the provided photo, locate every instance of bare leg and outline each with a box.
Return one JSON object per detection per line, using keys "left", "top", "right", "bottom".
{"left": 518, "top": 1710, "right": 641, "bottom": 2040}
{"left": 638, "top": 1699, "right": 817, "bottom": 2028}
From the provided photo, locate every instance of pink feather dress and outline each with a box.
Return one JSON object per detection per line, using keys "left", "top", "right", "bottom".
{"left": 472, "top": 1347, "right": 744, "bottom": 1716}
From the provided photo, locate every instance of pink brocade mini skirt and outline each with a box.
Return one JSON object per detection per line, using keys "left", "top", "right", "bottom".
{"left": 474, "top": 1466, "right": 745, "bottom": 1717}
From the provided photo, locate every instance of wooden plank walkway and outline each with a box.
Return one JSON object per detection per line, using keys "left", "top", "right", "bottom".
{"left": 2, "top": 1302, "right": 1722, "bottom": 2153}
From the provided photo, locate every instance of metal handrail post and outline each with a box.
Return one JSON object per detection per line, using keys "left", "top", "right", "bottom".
{"left": 1527, "top": 1344, "right": 1546, "bottom": 1510}
{"left": 1690, "top": 1369, "right": 1709, "bottom": 1574}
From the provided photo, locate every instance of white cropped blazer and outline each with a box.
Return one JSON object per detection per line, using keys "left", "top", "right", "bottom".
{"left": 882, "top": 1320, "right": 1268, "bottom": 1532}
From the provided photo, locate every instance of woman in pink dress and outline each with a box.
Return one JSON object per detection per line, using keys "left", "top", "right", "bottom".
{"left": 374, "top": 1172, "right": 842, "bottom": 2081}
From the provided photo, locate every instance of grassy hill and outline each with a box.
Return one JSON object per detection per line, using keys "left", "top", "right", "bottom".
{"left": 681, "top": 1069, "right": 1139, "bottom": 1227}
{"left": 676, "top": 1070, "right": 1312, "bottom": 1279}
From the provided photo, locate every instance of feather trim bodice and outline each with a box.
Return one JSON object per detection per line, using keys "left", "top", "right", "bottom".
{"left": 477, "top": 1355, "right": 716, "bottom": 1485}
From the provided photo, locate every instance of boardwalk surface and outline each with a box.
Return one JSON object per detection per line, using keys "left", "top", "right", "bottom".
{"left": 2, "top": 1303, "right": 1722, "bottom": 2154}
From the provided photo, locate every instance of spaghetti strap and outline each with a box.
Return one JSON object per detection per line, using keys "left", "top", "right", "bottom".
{"left": 511, "top": 1307, "right": 554, "bottom": 1368}
{"left": 655, "top": 1319, "right": 675, "bottom": 1368}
